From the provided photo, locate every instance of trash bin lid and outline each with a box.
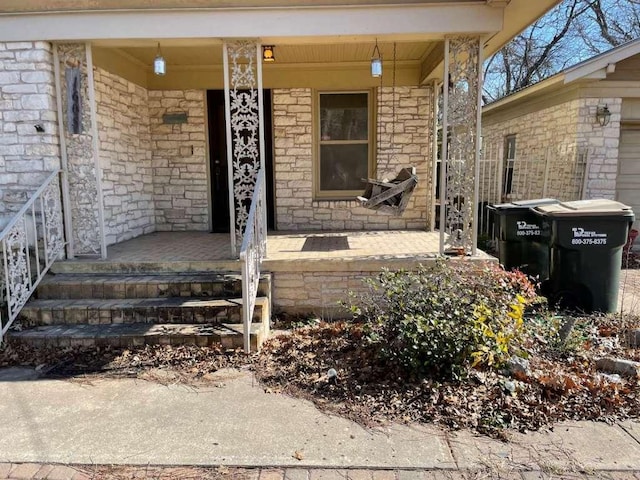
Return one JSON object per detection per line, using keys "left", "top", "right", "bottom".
{"left": 534, "top": 199, "right": 634, "bottom": 217}
{"left": 512, "top": 198, "right": 558, "bottom": 207}
{"left": 489, "top": 198, "right": 558, "bottom": 211}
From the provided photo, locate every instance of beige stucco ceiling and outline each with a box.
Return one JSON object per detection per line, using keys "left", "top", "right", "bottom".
{"left": 109, "top": 41, "right": 437, "bottom": 67}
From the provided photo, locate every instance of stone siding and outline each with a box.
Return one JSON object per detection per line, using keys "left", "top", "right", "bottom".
{"left": 149, "top": 90, "right": 209, "bottom": 231}
{"left": 576, "top": 97, "right": 622, "bottom": 199}
{"left": 94, "top": 67, "right": 155, "bottom": 245}
{"left": 273, "top": 87, "right": 432, "bottom": 231}
{"left": 273, "top": 271, "right": 369, "bottom": 316}
{"left": 482, "top": 99, "right": 582, "bottom": 201}
{"left": 482, "top": 97, "right": 621, "bottom": 201}
{"left": 0, "top": 41, "right": 59, "bottom": 215}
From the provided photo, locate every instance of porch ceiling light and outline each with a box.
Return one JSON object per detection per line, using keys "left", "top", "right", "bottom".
{"left": 371, "top": 40, "right": 382, "bottom": 78}
{"left": 596, "top": 104, "right": 611, "bottom": 127}
{"left": 262, "top": 45, "right": 275, "bottom": 62}
{"left": 154, "top": 43, "right": 166, "bottom": 76}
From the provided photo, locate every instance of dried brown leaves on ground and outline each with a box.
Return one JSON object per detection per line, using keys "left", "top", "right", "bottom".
{"left": 2, "top": 314, "right": 639, "bottom": 439}
{"left": 82, "top": 464, "right": 252, "bottom": 480}
{"left": 622, "top": 250, "right": 640, "bottom": 269}
{"left": 0, "top": 343, "right": 253, "bottom": 384}
{"left": 255, "top": 319, "right": 640, "bottom": 439}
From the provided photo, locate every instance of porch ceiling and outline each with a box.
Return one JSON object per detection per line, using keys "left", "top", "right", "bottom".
{"left": 106, "top": 41, "right": 438, "bottom": 67}
{"left": 92, "top": 39, "right": 442, "bottom": 90}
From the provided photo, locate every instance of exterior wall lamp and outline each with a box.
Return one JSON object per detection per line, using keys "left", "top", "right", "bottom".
{"left": 596, "top": 104, "right": 611, "bottom": 127}
{"left": 154, "top": 43, "right": 166, "bottom": 76}
{"left": 262, "top": 45, "right": 275, "bottom": 62}
{"left": 371, "top": 40, "right": 382, "bottom": 78}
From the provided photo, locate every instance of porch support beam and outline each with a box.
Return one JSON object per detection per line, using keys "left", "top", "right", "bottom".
{"left": 222, "top": 40, "right": 264, "bottom": 257}
{"left": 52, "top": 42, "right": 107, "bottom": 259}
{"left": 0, "top": 4, "right": 502, "bottom": 42}
{"left": 438, "top": 36, "right": 483, "bottom": 257}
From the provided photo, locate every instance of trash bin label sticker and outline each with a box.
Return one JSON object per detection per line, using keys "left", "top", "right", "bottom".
{"left": 571, "top": 227, "right": 607, "bottom": 245}
{"left": 516, "top": 221, "right": 541, "bottom": 236}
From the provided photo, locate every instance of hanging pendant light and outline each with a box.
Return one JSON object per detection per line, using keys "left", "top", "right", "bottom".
{"left": 371, "top": 39, "right": 382, "bottom": 78}
{"left": 154, "top": 43, "right": 166, "bottom": 76}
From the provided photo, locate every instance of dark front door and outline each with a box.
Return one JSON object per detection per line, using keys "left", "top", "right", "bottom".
{"left": 207, "top": 90, "right": 231, "bottom": 233}
{"left": 207, "top": 89, "right": 275, "bottom": 233}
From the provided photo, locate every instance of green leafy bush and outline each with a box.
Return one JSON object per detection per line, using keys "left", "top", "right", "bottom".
{"left": 348, "top": 260, "right": 538, "bottom": 380}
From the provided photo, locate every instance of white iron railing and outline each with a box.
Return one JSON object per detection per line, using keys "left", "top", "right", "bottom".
{"left": 0, "top": 170, "right": 66, "bottom": 339}
{"left": 478, "top": 143, "right": 589, "bottom": 236}
{"left": 239, "top": 169, "right": 267, "bottom": 353}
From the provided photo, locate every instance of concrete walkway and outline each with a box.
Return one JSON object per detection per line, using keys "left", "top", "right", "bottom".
{"left": 1, "top": 367, "right": 640, "bottom": 479}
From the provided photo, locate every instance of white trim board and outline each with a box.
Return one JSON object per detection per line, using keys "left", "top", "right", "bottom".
{"left": 0, "top": 4, "right": 503, "bottom": 42}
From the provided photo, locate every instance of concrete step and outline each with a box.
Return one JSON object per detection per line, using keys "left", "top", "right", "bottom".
{"left": 8, "top": 321, "right": 269, "bottom": 350}
{"left": 18, "top": 296, "right": 269, "bottom": 327}
{"left": 36, "top": 273, "right": 271, "bottom": 300}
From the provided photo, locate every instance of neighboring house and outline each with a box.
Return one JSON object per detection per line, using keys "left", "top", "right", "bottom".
{"left": 482, "top": 39, "right": 640, "bottom": 235}
{"left": 0, "top": 1, "right": 559, "bottom": 346}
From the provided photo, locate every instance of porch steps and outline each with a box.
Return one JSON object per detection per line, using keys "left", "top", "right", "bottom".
{"left": 9, "top": 322, "right": 266, "bottom": 351}
{"left": 17, "top": 296, "right": 267, "bottom": 327}
{"left": 8, "top": 272, "right": 271, "bottom": 350}
{"left": 36, "top": 273, "right": 269, "bottom": 300}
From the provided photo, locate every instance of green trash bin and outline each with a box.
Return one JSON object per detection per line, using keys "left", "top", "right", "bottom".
{"left": 488, "top": 198, "right": 559, "bottom": 279}
{"left": 533, "top": 199, "right": 635, "bottom": 313}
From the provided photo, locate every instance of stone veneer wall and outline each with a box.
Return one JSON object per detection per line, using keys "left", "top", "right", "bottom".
{"left": 94, "top": 67, "right": 155, "bottom": 245}
{"left": 576, "top": 97, "right": 622, "bottom": 199}
{"left": 482, "top": 97, "right": 621, "bottom": 200}
{"left": 0, "top": 41, "right": 60, "bottom": 215}
{"left": 272, "top": 256, "right": 497, "bottom": 315}
{"left": 273, "top": 270, "right": 373, "bottom": 314}
{"left": 149, "top": 90, "right": 209, "bottom": 231}
{"left": 482, "top": 99, "right": 582, "bottom": 200}
{"left": 272, "top": 87, "right": 432, "bottom": 231}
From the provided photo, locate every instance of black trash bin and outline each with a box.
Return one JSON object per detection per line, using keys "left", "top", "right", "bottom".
{"left": 488, "top": 198, "right": 559, "bottom": 279}
{"left": 533, "top": 199, "right": 635, "bottom": 313}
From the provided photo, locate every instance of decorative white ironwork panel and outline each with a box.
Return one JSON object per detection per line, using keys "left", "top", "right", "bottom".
{"left": 224, "top": 41, "right": 262, "bottom": 251}
{"left": 56, "top": 43, "right": 103, "bottom": 256}
{"left": 442, "top": 36, "right": 481, "bottom": 253}
{"left": 2, "top": 219, "right": 31, "bottom": 321}
{"left": 42, "top": 176, "right": 65, "bottom": 265}
{"left": 1, "top": 171, "right": 67, "bottom": 337}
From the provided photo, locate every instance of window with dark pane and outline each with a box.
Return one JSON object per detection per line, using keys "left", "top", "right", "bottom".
{"left": 318, "top": 92, "right": 370, "bottom": 193}
{"left": 502, "top": 135, "right": 516, "bottom": 196}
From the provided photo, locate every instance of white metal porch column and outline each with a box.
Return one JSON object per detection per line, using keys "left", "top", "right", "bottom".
{"left": 438, "top": 36, "right": 483, "bottom": 256}
{"left": 52, "top": 42, "right": 107, "bottom": 259}
{"left": 222, "top": 40, "right": 266, "bottom": 257}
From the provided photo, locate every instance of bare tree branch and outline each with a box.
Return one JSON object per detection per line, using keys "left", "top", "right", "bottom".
{"left": 484, "top": 0, "right": 640, "bottom": 103}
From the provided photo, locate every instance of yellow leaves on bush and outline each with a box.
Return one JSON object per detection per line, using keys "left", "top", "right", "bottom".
{"left": 471, "top": 295, "right": 526, "bottom": 370}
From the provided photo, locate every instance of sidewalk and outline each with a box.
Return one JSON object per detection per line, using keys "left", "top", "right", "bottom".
{"left": 1, "top": 367, "right": 640, "bottom": 479}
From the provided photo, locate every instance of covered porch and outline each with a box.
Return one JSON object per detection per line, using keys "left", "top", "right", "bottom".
{"left": 0, "top": 1, "right": 559, "bottom": 342}
{"left": 0, "top": 1, "right": 553, "bottom": 262}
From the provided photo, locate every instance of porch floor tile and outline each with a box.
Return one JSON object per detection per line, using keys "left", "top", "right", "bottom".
{"left": 104, "top": 232, "right": 233, "bottom": 262}
{"left": 65, "top": 230, "right": 453, "bottom": 263}
{"left": 267, "top": 230, "right": 443, "bottom": 261}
